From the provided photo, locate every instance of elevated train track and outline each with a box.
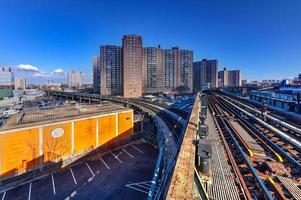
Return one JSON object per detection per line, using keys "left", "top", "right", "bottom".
{"left": 219, "top": 97, "right": 301, "bottom": 168}
{"left": 221, "top": 94, "right": 301, "bottom": 138}
{"left": 208, "top": 94, "right": 274, "bottom": 199}
{"left": 128, "top": 100, "right": 186, "bottom": 143}
{"left": 205, "top": 98, "right": 251, "bottom": 200}
{"left": 218, "top": 90, "right": 301, "bottom": 132}
{"left": 207, "top": 91, "right": 301, "bottom": 200}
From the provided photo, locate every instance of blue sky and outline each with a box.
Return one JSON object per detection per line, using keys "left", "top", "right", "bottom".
{"left": 0, "top": 0, "right": 301, "bottom": 83}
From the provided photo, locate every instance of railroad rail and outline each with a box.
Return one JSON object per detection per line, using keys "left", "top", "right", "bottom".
{"left": 208, "top": 94, "right": 273, "bottom": 199}
{"left": 205, "top": 97, "right": 249, "bottom": 200}
{"left": 218, "top": 90, "right": 301, "bottom": 130}
{"left": 221, "top": 94, "right": 301, "bottom": 137}
{"left": 219, "top": 97, "right": 301, "bottom": 169}
{"left": 208, "top": 91, "right": 301, "bottom": 199}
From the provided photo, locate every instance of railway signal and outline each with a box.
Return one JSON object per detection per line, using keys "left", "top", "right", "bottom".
{"left": 261, "top": 100, "right": 268, "bottom": 122}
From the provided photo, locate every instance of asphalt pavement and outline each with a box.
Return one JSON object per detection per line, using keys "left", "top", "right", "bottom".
{"left": 0, "top": 142, "right": 158, "bottom": 200}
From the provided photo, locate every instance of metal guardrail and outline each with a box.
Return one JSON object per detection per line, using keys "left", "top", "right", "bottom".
{"left": 194, "top": 167, "right": 209, "bottom": 200}
{"left": 154, "top": 127, "right": 186, "bottom": 199}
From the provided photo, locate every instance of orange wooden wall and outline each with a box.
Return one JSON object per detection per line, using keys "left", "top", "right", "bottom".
{"left": 98, "top": 114, "right": 116, "bottom": 145}
{"left": 74, "top": 118, "right": 97, "bottom": 154}
{"left": 0, "top": 129, "right": 40, "bottom": 177}
{"left": 0, "top": 110, "right": 133, "bottom": 179}
{"left": 118, "top": 112, "right": 133, "bottom": 140}
{"left": 43, "top": 123, "right": 72, "bottom": 163}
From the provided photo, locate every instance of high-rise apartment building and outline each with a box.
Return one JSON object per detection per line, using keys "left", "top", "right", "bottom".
{"left": 98, "top": 45, "right": 123, "bottom": 96}
{"left": 193, "top": 59, "right": 218, "bottom": 91}
{"left": 192, "top": 62, "right": 201, "bottom": 92}
{"left": 143, "top": 47, "right": 193, "bottom": 93}
{"left": 179, "top": 49, "right": 193, "bottom": 92}
{"left": 218, "top": 68, "right": 242, "bottom": 87}
{"left": 122, "top": 35, "right": 143, "bottom": 98}
{"left": 164, "top": 49, "right": 175, "bottom": 90}
{"left": 162, "top": 48, "right": 193, "bottom": 92}
{"left": 228, "top": 70, "right": 242, "bottom": 87}
{"left": 15, "top": 77, "right": 26, "bottom": 90}
{"left": 93, "top": 35, "right": 193, "bottom": 96}
{"left": 142, "top": 46, "right": 167, "bottom": 93}
{"left": 172, "top": 47, "right": 181, "bottom": 89}
{"left": 68, "top": 70, "right": 83, "bottom": 88}
{"left": 93, "top": 56, "right": 100, "bottom": 93}
{"left": 143, "top": 47, "right": 161, "bottom": 93}
{"left": 218, "top": 68, "right": 229, "bottom": 87}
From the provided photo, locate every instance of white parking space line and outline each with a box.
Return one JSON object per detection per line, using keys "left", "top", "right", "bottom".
{"left": 1, "top": 192, "right": 6, "bottom": 200}
{"left": 126, "top": 185, "right": 148, "bottom": 194}
{"left": 122, "top": 149, "right": 134, "bottom": 158}
{"left": 86, "top": 162, "right": 95, "bottom": 177}
{"left": 131, "top": 145, "right": 144, "bottom": 154}
{"left": 28, "top": 182, "right": 32, "bottom": 200}
{"left": 111, "top": 152, "right": 123, "bottom": 163}
{"left": 134, "top": 184, "right": 149, "bottom": 190}
{"left": 70, "top": 167, "right": 77, "bottom": 185}
{"left": 141, "top": 182, "right": 152, "bottom": 187}
{"left": 100, "top": 157, "right": 110, "bottom": 170}
{"left": 70, "top": 190, "right": 77, "bottom": 198}
{"left": 51, "top": 174, "right": 56, "bottom": 195}
{"left": 126, "top": 181, "right": 152, "bottom": 195}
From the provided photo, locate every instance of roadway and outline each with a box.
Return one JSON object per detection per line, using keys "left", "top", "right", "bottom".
{"left": 0, "top": 142, "right": 158, "bottom": 200}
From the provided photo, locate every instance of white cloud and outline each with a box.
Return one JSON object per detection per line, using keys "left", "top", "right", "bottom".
{"left": 17, "top": 64, "right": 40, "bottom": 72}
{"left": 33, "top": 72, "right": 51, "bottom": 78}
{"left": 53, "top": 68, "right": 64, "bottom": 74}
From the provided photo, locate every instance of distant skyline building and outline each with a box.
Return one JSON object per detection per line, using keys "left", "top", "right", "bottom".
{"left": 0, "top": 67, "right": 14, "bottom": 88}
{"left": 242, "top": 79, "right": 248, "bottom": 85}
{"left": 15, "top": 77, "right": 26, "bottom": 90}
{"left": 193, "top": 59, "right": 218, "bottom": 91}
{"left": 68, "top": 70, "right": 83, "bottom": 88}
{"left": 0, "top": 67, "right": 14, "bottom": 98}
{"left": 122, "top": 34, "right": 143, "bottom": 98}
{"left": 299, "top": 73, "right": 301, "bottom": 80}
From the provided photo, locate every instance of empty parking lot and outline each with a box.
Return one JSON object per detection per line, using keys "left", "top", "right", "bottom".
{"left": 0, "top": 142, "right": 158, "bottom": 200}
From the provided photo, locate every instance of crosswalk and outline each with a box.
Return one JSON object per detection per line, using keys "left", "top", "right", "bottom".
{"left": 125, "top": 181, "right": 156, "bottom": 195}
